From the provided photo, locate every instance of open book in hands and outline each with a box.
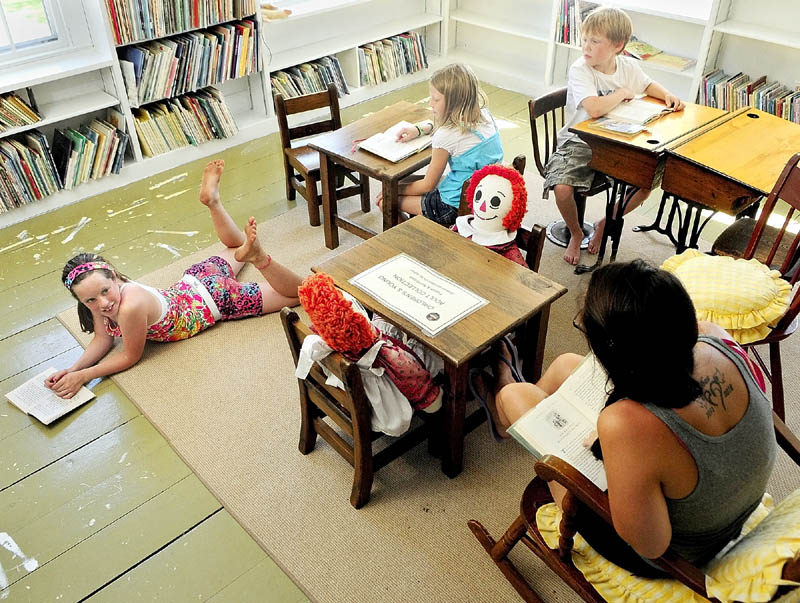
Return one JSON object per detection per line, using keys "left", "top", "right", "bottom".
{"left": 5, "top": 367, "right": 95, "bottom": 425}
{"left": 507, "top": 354, "right": 610, "bottom": 490}
{"left": 589, "top": 97, "right": 675, "bottom": 137}
{"left": 358, "top": 120, "right": 432, "bottom": 162}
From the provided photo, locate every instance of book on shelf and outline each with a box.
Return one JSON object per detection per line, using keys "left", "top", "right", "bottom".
{"left": 556, "top": 0, "right": 598, "bottom": 45}
{"left": 698, "top": 69, "right": 800, "bottom": 125}
{"left": 624, "top": 36, "right": 661, "bottom": 60}
{"left": 644, "top": 53, "right": 696, "bottom": 72}
{"left": 0, "top": 92, "right": 42, "bottom": 133}
{"left": 120, "top": 18, "right": 258, "bottom": 108}
{"left": 358, "top": 121, "right": 432, "bottom": 163}
{"left": 507, "top": 354, "right": 610, "bottom": 490}
{"left": 133, "top": 88, "right": 238, "bottom": 158}
{"left": 5, "top": 368, "right": 95, "bottom": 426}
{"left": 104, "top": 0, "right": 257, "bottom": 46}
{"left": 358, "top": 31, "right": 428, "bottom": 88}
{"left": 271, "top": 55, "right": 349, "bottom": 100}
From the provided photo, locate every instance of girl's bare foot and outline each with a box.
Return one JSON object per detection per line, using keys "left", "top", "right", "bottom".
{"left": 199, "top": 159, "right": 225, "bottom": 206}
{"left": 587, "top": 218, "right": 605, "bottom": 254}
{"left": 234, "top": 217, "right": 270, "bottom": 267}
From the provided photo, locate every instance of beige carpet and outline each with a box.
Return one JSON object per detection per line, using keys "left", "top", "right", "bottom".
{"left": 58, "top": 189, "right": 800, "bottom": 602}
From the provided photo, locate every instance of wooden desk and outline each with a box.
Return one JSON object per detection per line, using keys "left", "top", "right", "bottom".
{"left": 570, "top": 101, "right": 727, "bottom": 272}
{"left": 313, "top": 216, "right": 567, "bottom": 477}
{"left": 309, "top": 101, "right": 434, "bottom": 250}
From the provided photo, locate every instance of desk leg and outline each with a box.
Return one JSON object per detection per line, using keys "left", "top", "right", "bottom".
{"left": 442, "top": 362, "right": 468, "bottom": 478}
{"left": 576, "top": 179, "right": 635, "bottom": 274}
{"left": 382, "top": 179, "right": 399, "bottom": 232}
{"left": 320, "top": 154, "right": 339, "bottom": 250}
{"left": 521, "top": 306, "right": 551, "bottom": 384}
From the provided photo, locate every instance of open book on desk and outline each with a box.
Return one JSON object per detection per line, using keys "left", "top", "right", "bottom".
{"left": 5, "top": 367, "right": 95, "bottom": 425}
{"left": 588, "top": 98, "right": 675, "bottom": 137}
{"left": 507, "top": 354, "right": 610, "bottom": 490}
{"left": 358, "top": 120, "right": 432, "bottom": 162}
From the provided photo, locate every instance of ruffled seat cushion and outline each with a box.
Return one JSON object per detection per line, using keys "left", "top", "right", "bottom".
{"left": 661, "top": 250, "right": 791, "bottom": 344}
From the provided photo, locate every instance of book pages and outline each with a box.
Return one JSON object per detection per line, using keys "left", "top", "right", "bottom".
{"left": 358, "top": 121, "right": 431, "bottom": 163}
{"left": 5, "top": 368, "right": 96, "bottom": 426}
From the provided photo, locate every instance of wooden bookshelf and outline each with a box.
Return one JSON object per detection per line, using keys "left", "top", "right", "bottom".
{"left": 713, "top": 20, "right": 800, "bottom": 51}
{"left": 449, "top": 9, "right": 549, "bottom": 42}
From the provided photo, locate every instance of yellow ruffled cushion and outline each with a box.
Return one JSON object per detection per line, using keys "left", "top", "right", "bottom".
{"left": 706, "top": 489, "right": 800, "bottom": 602}
{"left": 535, "top": 493, "right": 776, "bottom": 603}
{"left": 661, "top": 250, "right": 792, "bottom": 344}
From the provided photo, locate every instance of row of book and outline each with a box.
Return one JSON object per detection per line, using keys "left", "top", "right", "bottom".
{"left": 555, "top": 0, "right": 598, "bottom": 46}
{"left": 0, "top": 111, "right": 129, "bottom": 212}
{"left": 105, "top": 0, "right": 258, "bottom": 46}
{"left": 133, "top": 88, "right": 238, "bottom": 157}
{"left": 0, "top": 92, "right": 42, "bottom": 133}
{"left": 358, "top": 32, "right": 428, "bottom": 87}
{"left": 624, "top": 36, "right": 696, "bottom": 72}
{"left": 270, "top": 56, "right": 349, "bottom": 100}
{"left": 119, "top": 18, "right": 258, "bottom": 108}
{"left": 700, "top": 70, "right": 800, "bottom": 123}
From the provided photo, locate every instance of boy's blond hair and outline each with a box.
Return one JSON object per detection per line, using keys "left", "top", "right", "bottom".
{"left": 430, "top": 63, "right": 488, "bottom": 132}
{"left": 581, "top": 6, "right": 632, "bottom": 51}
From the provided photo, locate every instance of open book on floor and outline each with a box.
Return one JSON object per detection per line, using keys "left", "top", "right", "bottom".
{"left": 507, "top": 354, "right": 610, "bottom": 490}
{"left": 589, "top": 98, "right": 675, "bottom": 136}
{"left": 5, "top": 367, "right": 95, "bottom": 425}
{"left": 358, "top": 120, "right": 432, "bottom": 162}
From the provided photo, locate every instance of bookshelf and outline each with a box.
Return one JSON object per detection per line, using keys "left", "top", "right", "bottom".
{"left": 2, "top": 0, "right": 798, "bottom": 227}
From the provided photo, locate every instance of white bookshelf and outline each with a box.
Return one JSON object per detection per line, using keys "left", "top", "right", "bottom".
{"left": 2, "top": 0, "right": 798, "bottom": 228}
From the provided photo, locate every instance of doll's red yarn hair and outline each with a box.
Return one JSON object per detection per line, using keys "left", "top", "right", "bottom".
{"left": 465, "top": 164, "right": 527, "bottom": 231}
{"left": 298, "top": 273, "right": 377, "bottom": 354}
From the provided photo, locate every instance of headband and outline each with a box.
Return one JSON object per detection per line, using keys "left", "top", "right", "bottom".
{"left": 64, "top": 262, "right": 112, "bottom": 289}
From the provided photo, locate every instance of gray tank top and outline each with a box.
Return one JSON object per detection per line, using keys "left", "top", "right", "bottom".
{"left": 640, "top": 335, "right": 776, "bottom": 566}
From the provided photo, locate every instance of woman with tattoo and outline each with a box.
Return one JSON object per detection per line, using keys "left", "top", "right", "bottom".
{"left": 492, "top": 259, "right": 777, "bottom": 576}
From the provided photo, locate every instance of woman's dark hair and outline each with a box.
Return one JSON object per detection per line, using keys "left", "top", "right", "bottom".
{"left": 582, "top": 260, "right": 702, "bottom": 459}
{"left": 63, "top": 253, "right": 128, "bottom": 334}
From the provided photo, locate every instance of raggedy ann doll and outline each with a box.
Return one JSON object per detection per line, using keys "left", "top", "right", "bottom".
{"left": 453, "top": 164, "right": 528, "bottom": 267}
{"left": 295, "top": 273, "right": 443, "bottom": 436}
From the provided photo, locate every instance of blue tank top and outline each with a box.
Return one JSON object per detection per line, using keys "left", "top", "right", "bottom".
{"left": 640, "top": 335, "right": 776, "bottom": 566}
{"left": 437, "top": 115, "right": 504, "bottom": 208}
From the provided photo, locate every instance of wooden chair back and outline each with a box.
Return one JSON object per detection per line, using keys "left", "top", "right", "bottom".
{"left": 280, "top": 308, "right": 434, "bottom": 508}
{"left": 742, "top": 153, "right": 800, "bottom": 331}
{"left": 274, "top": 83, "right": 342, "bottom": 152}
{"left": 528, "top": 88, "right": 567, "bottom": 178}
{"left": 469, "top": 411, "right": 800, "bottom": 602}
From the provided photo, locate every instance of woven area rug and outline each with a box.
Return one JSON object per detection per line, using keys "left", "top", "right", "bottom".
{"left": 58, "top": 192, "right": 800, "bottom": 602}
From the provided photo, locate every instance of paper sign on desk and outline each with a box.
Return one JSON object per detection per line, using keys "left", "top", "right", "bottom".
{"left": 349, "top": 254, "right": 487, "bottom": 337}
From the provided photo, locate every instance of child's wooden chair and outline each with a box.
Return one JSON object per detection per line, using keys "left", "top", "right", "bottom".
{"left": 711, "top": 153, "right": 800, "bottom": 420}
{"left": 280, "top": 308, "right": 438, "bottom": 508}
{"left": 275, "top": 83, "right": 369, "bottom": 227}
{"left": 529, "top": 88, "right": 610, "bottom": 250}
{"left": 468, "top": 411, "right": 800, "bottom": 602}
{"left": 457, "top": 155, "right": 546, "bottom": 272}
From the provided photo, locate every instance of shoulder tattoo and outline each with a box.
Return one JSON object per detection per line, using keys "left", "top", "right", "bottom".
{"left": 697, "top": 368, "right": 734, "bottom": 418}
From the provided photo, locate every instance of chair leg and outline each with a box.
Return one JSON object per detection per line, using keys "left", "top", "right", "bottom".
{"left": 770, "top": 342, "right": 785, "bottom": 421}
{"left": 284, "top": 160, "right": 296, "bottom": 201}
{"left": 575, "top": 193, "right": 587, "bottom": 226}
{"left": 298, "top": 384, "right": 318, "bottom": 455}
{"left": 350, "top": 420, "right": 374, "bottom": 509}
{"left": 468, "top": 517, "right": 546, "bottom": 603}
{"left": 304, "top": 174, "right": 321, "bottom": 227}
{"left": 360, "top": 174, "right": 371, "bottom": 213}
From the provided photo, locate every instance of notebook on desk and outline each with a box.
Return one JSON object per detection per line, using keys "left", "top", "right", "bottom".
{"left": 358, "top": 120, "right": 432, "bottom": 162}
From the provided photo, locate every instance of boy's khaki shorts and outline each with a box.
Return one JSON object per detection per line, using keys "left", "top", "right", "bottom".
{"left": 542, "top": 139, "right": 602, "bottom": 199}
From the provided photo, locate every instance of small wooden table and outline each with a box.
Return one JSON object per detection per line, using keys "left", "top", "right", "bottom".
{"left": 309, "top": 101, "right": 434, "bottom": 250}
{"left": 312, "top": 216, "right": 568, "bottom": 477}
{"left": 659, "top": 108, "right": 800, "bottom": 248}
{"left": 570, "top": 100, "right": 727, "bottom": 272}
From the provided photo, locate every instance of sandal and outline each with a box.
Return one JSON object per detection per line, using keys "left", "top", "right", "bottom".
{"left": 496, "top": 335, "right": 523, "bottom": 383}
{"left": 468, "top": 367, "right": 507, "bottom": 442}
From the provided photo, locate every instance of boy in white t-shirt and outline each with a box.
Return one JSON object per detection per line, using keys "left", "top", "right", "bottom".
{"left": 542, "top": 7, "right": 685, "bottom": 265}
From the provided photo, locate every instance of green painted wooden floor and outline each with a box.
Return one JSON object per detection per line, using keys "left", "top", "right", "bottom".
{"left": 0, "top": 80, "right": 710, "bottom": 601}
